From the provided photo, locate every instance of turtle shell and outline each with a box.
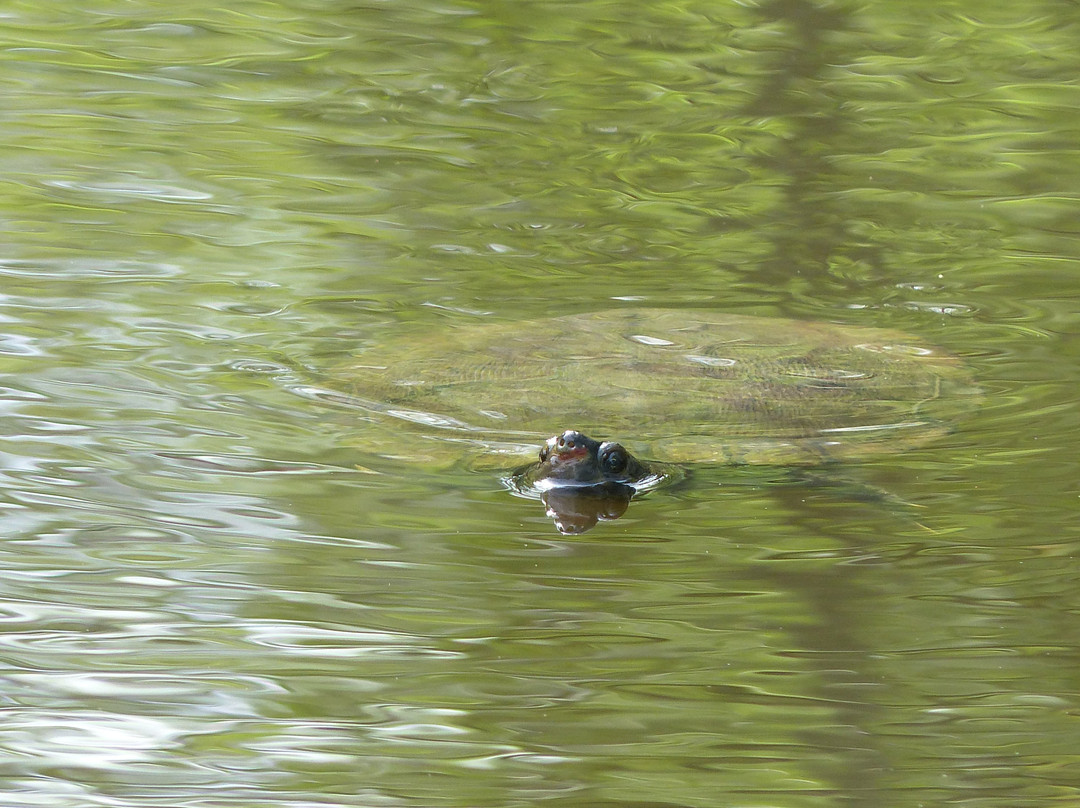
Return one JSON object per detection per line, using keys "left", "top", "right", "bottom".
{"left": 333, "top": 309, "right": 976, "bottom": 467}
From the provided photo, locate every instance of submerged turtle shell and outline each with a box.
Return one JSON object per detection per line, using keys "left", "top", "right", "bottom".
{"left": 336, "top": 309, "right": 976, "bottom": 467}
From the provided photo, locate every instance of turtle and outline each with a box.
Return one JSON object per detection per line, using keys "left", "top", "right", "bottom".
{"left": 330, "top": 308, "right": 976, "bottom": 529}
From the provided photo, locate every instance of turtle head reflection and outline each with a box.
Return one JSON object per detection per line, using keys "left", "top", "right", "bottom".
{"left": 538, "top": 482, "right": 636, "bottom": 534}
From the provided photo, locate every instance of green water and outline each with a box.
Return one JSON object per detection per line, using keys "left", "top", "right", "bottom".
{"left": 1, "top": 1, "right": 1079, "bottom": 806}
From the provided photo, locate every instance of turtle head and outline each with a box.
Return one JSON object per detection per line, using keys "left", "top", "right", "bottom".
{"left": 533, "top": 430, "right": 646, "bottom": 486}
{"left": 508, "top": 430, "right": 676, "bottom": 534}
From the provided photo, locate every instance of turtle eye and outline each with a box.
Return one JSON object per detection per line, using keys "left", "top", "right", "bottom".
{"left": 598, "top": 442, "right": 628, "bottom": 475}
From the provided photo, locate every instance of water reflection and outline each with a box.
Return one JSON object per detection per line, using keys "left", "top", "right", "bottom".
{"left": 536, "top": 483, "right": 635, "bottom": 534}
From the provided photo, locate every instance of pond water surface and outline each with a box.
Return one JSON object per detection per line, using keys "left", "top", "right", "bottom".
{"left": 1, "top": 1, "right": 1079, "bottom": 807}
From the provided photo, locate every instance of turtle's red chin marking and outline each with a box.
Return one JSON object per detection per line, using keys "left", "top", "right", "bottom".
{"left": 552, "top": 446, "right": 588, "bottom": 462}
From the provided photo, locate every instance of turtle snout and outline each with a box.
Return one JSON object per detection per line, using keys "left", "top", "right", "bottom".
{"left": 556, "top": 430, "right": 589, "bottom": 452}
